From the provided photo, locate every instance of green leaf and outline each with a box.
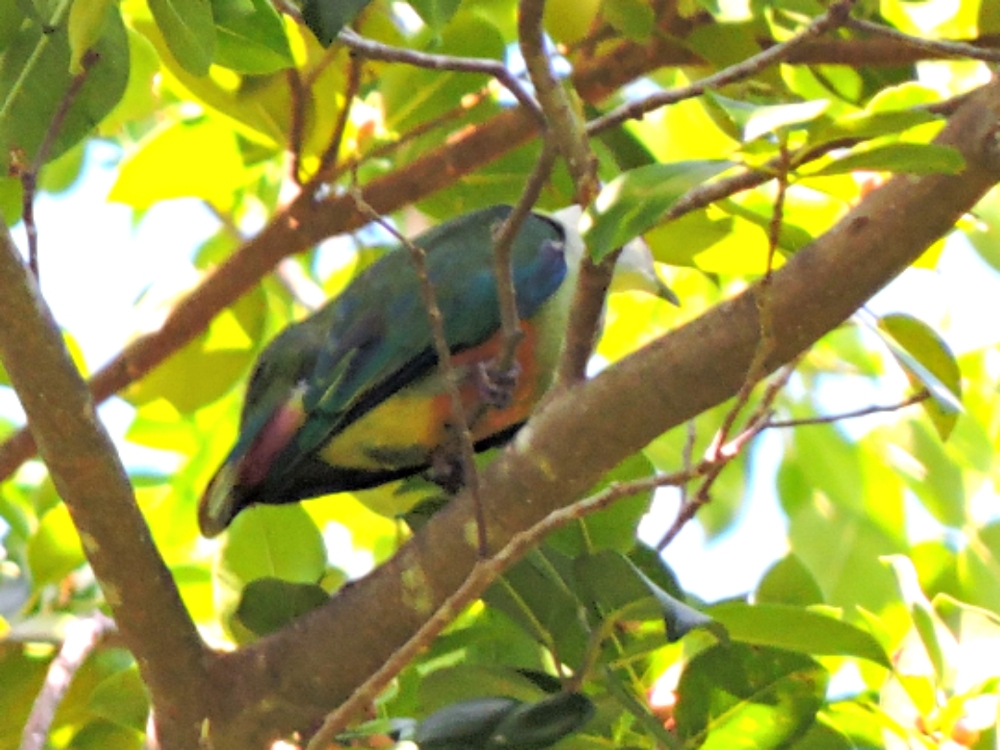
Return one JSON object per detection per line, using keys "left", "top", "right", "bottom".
{"left": 234, "top": 577, "right": 329, "bottom": 636}
{"left": 65, "top": 721, "right": 143, "bottom": 750}
{"left": 88, "top": 667, "right": 150, "bottom": 732}
{"left": 883, "top": 555, "right": 958, "bottom": 685}
{"left": 547, "top": 452, "right": 655, "bottom": 555}
{"left": 575, "top": 550, "right": 720, "bottom": 642}
{"left": 675, "top": 643, "right": 828, "bottom": 749}
{"left": 302, "top": 0, "right": 373, "bottom": 46}
{"left": 216, "top": 504, "right": 326, "bottom": 643}
{"left": 409, "top": 0, "right": 462, "bottom": 31}
{"left": 644, "top": 210, "right": 733, "bottom": 267}
{"left": 810, "top": 143, "right": 965, "bottom": 177}
{"left": 219, "top": 504, "right": 327, "bottom": 584}
{"left": 603, "top": 0, "right": 655, "bottom": 40}
{"left": 813, "top": 107, "right": 940, "bottom": 143}
{"left": 382, "top": 13, "right": 504, "bottom": 133}
{"left": 485, "top": 547, "right": 589, "bottom": 666}
{"left": 418, "top": 665, "right": 551, "bottom": 711}
{"left": 148, "top": 0, "right": 215, "bottom": 75}
{"left": 0, "top": 0, "right": 23, "bottom": 54}
{"left": 0, "top": 6, "right": 129, "bottom": 172}
{"left": 68, "top": 0, "right": 111, "bottom": 72}
{"left": 582, "top": 160, "right": 733, "bottom": 261}
{"left": 742, "top": 99, "right": 831, "bottom": 142}
{"left": 703, "top": 93, "right": 829, "bottom": 142}
{"left": 755, "top": 553, "right": 824, "bottom": 606}
{"left": 211, "top": 0, "right": 293, "bottom": 73}
{"left": 877, "top": 313, "right": 962, "bottom": 440}
{"left": 706, "top": 602, "right": 891, "bottom": 667}
{"left": 26, "top": 503, "right": 85, "bottom": 587}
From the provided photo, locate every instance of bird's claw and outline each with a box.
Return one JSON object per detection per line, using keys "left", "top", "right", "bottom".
{"left": 476, "top": 360, "right": 521, "bottom": 410}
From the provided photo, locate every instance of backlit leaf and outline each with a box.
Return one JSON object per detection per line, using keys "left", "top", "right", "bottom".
{"left": 582, "top": 160, "right": 733, "bottom": 261}
{"left": 877, "top": 313, "right": 962, "bottom": 440}
{"left": 707, "top": 602, "right": 891, "bottom": 666}
{"left": 810, "top": 143, "right": 964, "bottom": 177}
{"left": 148, "top": 0, "right": 215, "bottom": 75}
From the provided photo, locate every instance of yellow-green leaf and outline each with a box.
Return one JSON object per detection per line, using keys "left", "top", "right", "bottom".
{"left": 877, "top": 313, "right": 962, "bottom": 440}
{"left": 148, "top": 0, "right": 215, "bottom": 75}
{"left": 108, "top": 117, "right": 245, "bottom": 209}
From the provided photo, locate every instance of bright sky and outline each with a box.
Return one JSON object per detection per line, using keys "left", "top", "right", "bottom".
{"left": 5, "top": 139, "right": 1000, "bottom": 602}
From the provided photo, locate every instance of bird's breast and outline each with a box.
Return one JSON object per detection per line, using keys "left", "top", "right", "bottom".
{"left": 317, "top": 321, "right": 548, "bottom": 472}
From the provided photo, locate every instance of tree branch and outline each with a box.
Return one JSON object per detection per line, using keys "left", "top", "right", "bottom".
{"left": 0, "top": 225, "right": 212, "bottom": 750}
{"left": 203, "top": 68, "right": 1000, "bottom": 750}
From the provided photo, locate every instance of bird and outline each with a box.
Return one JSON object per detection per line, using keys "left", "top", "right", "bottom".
{"left": 198, "top": 204, "right": 672, "bottom": 537}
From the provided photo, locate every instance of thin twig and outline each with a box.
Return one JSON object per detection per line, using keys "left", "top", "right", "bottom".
{"left": 657, "top": 152, "right": 792, "bottom": 551}
{"left": 518, "top": 0, "right": 597, "bottom": 204}
{"left": 305, "top": 461, "right": 709, "bottom": 750}
{"left": 847, "top": 17, "right": 1000, "bottom": 63}
{"left": 17, "top": 48, "right": 100, "bottom": 281}
{"left": 348, "top": 192, "right": 485, "bottom": 553}
{"left": 486, "top": 142, "right": 559, "bottom": 378}
{"left": 310, "top": 52, "right": 363, "bottom": 184}
{"left": 21, "top": 613, "right": 117, "bottom": 750}
{"left": 767, "top": 390, "right": 930, "bottom": 427}
{"left": 655, "top": 361, "right": 799, "bottom": 551}
{"left": 287, "top": 67, "right": 308, "bottom": 186}
{"left": 679, "top": 421, "right": 697, "bottom": 506}
{"left": 338, "top": 28, "right": 543, "bottom": 125}
{"left": 587, "top": 0, "right": 857, "bottom": 134}
{"left": 326, "top": 89, "right": 493, "bottom": 185}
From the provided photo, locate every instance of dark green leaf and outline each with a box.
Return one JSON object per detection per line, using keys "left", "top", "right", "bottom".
{"left": 302, "top": 0, "right": 373, "bottom": 46}
{"left": 706, "top": 602, "right": 891, "bottom": 666}
{"left": 810, "top": 143, "right": 965, "bottom": 177}
{"left": 416, "top": 697, "right": 519, "bottom": 749}
{"left": 212, "top": 0, "right": 293, "bottom": 73}
{"left": 575, "top": 550, "right": 720, "bottom": 642}
{"left": 234, "top": 578, "right": 329, "bottom": 636}
{"left": 485, "top": 548, "right": 589, "bottom": 666}
{"left": 583, "top": 160, "right": 733, "bottom": 261}
{"left": 148, "top": 0, "right": 215, "bottom": 75}
{"left": 877, "top": 313, "right": 962, "bottom": 440}
{"left": 603, "top": 0, "right": 655, "bottom": 40}
{"left": 487, "top": 692, "right": 595, "bottom": 749}
{"left": 0, "top": 6, "right": 129, "bottom": 172}
{"left": 675, "top": 643, "right": 828, "bottom": 749}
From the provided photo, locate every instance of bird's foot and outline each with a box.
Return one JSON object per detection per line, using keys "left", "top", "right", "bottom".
{"left": 425, "top": 445, "right": 466, "bottom": 495}
{"left": 476, "top": 360, "right": 521, "bottom": 410}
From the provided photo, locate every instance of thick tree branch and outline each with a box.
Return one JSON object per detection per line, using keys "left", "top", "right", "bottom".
{"left": 0, "top": 226, "right": 212, "bottom": 750}
{"left": 203, "top": 74, "right": 1000, "bottom": 750}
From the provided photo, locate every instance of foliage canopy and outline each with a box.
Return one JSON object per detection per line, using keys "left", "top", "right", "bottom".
{"left": 1, "top": 0, "right": 1000, "bottom": 748}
